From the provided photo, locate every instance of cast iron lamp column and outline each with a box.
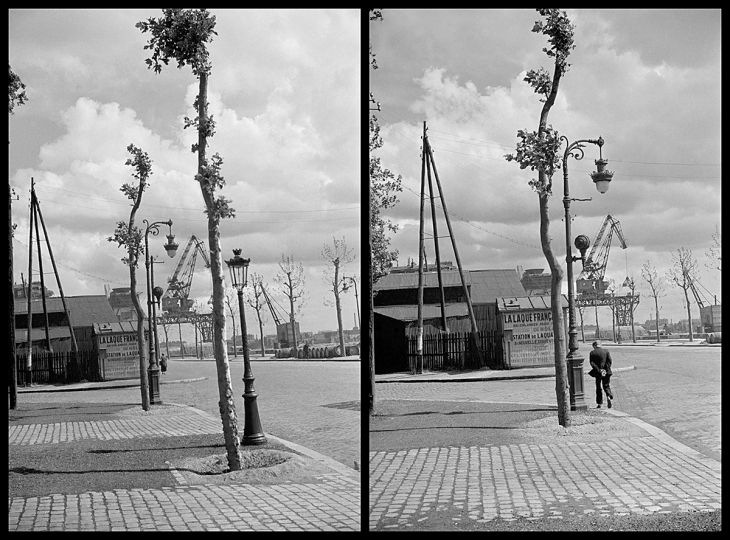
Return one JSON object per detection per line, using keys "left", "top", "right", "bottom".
{"left": 143, "top": 219, "right": 178, "bottom": 404}
{"left": 226, "top": 249, "right": 266, "bottom": 445}
{"left": 560, "top": 136, "right": 614, "bottom": 411}
{"left": 343, "top": 276, "right": 361, "bottom": 329}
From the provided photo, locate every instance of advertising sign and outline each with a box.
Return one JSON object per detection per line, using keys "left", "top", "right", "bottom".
{"left": 502, "top": 309, "right": 555, "bottom": 367}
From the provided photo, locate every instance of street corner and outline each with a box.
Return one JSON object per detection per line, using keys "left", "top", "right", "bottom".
{"left": 515, "top": 406, "right": 651, "bottom": 444}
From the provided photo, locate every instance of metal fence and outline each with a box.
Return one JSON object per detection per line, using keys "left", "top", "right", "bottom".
{"left": 15, "top": 349, "right": 102, "bottom": 386}
{"left": 406, "top": 330, "right": 501, "bottom": 372}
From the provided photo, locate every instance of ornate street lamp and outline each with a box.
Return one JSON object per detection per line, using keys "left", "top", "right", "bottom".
{"left": 152, "top": 282, "right": 164, "bottom": 368}
{"left": 342, "top": 276, "right": 360, "bottom": 329}
{"left": 561, "top": 136, "right": 614, "bottom": 411}
{"left": 143, "top": 219, "right": 177, "bottom": 404}
{"left": 225, "top": 249, "right": 266, "bottom": 445}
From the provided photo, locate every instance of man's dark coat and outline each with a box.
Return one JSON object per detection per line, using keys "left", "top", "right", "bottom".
{"left": 588, "top": 346, "right": 613, "bottom": 378}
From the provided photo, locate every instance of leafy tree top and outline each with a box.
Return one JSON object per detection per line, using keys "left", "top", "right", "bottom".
{"left": 504, "top": 9, "right": 575, "bottom": 195}
{"left": 136, "top": 9, "right": 217, "bottom": 77}
{"left": 9, "top": 65, "right": 28, "bottom": 114}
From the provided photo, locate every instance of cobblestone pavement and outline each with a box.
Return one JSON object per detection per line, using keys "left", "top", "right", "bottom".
{"left": 9, "top": 403, "right": 360, "bottom": 532}
{"left": 370, "top": 435, "right": 721, "bottom": 529}
{"left": 370, "top": 361, "right": 722, "bottom": 531}
{"left": 375, "top": 344, "right": 721, "bottom": 461}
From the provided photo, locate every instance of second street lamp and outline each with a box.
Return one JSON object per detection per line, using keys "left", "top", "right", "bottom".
{"left": 342, "top": 275, "right": 360, "bottom": 329}
{"left": 144, "top": 219, "right": 178, "bottom": 405}
{"left": 226, "top": 249, "right": 266, "bottom": 445}
{"left": 561, "top": 136, "right": 614, "bottom": 411}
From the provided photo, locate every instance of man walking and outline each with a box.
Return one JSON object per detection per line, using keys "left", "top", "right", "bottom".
{"left": 588, "top": 341, "right": 614, "bottom": 408}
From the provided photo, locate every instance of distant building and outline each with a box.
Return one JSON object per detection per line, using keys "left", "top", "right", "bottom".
{"left": 107, "top": 287, "right": 146, "bottom": 322}
{"left": 373, "top": 268, "right": 529, "bottom": 373}
{"left": 13, "top": 281, "right": 54, "bottom": 300}
{"left": 14, "top": 294, "right": 146, "bottom": 381}
{"left": 519, "top": 268, "right": 552, "bottom": 296}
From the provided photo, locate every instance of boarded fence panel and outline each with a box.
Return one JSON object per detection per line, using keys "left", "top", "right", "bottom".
{"left": 15, "top": 350, "right": 102, "bottom": 386}
{"left": 407, "top": 330, "right": 501, "bottom": 372}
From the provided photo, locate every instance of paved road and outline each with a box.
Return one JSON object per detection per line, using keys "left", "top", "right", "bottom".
{"left": 17, "top": 359, "right": 361, "bottom": 471}
{"left": 373, "top": 345, "right": 720, "bottom": 461}
{"left": 604, "top": 345, "right": 720, "bottom": 461}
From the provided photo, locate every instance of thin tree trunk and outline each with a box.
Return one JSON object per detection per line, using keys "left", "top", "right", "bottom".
{"left": 334, "top": 261, "right": 346, "bottom": 357}
{"left": 130, "top": 261, "right": 150, "bottom": 411}
{"left": 257, "top": 310, "right": 265, "bottom": 357}
{"left": 197, "top": 70, "right": 241, "bottom": 471}
{"left": 684, "top": 290, "right": 694, "bottom": 341}
{"left": 537, "top": 58, "right": 570, "bottom": 427}
{"left": 540, "top": 193, "right": 569, "bottom": 427}
{"left": 369, "top": 255, "right": 375, "bottom": 416}
{"left": 654, "top": 297, "right": 660, "bottom": 343}
{"left": 9, "top": 184, "right": 18, "bottom": 409}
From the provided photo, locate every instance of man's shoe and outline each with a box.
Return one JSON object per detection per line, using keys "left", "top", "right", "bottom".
{"left": 596, "top": 404, "right": 602, "bottom": 409}
{"left": 607, "top": 398, "right": 612, "bottom": 409}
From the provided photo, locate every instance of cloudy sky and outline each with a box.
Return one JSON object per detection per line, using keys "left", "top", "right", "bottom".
{"left": 9, "top": 9, "right": 361, "bottom": 337}
{"left": 370, "top": 9, "right": 721, "bottom": 327}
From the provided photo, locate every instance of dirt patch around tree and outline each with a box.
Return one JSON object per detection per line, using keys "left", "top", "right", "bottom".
{"left": 170, "top": 448, "right": 336, "bottom": 486}
{"left": 518, "top": 408, "right": 649, "bottom": 443}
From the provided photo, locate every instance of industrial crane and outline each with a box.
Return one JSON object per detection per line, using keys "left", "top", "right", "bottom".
{"left": 260, "top": 283, "right": 297, "bottom": 348}
{"left": 161, "top": 235, "right": 211, "bottom": 314}
{"left": 260, "top": 283, "right": 284, "bottom": 327}
{"left": 577, "top": 215, "right": 627, "bottom": 296}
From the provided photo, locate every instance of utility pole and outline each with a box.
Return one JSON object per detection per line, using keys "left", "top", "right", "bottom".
{"left": 426, "top": 133, "right": 448, "bottom": 333}
{"left": 415, "top": 122, "right": 429, "bottom": 374}
{"left": 424, "top": 127, "right": 482, "bottom": 367}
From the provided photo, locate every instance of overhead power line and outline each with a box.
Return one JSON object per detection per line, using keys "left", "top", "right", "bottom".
{"left": 428, "top": 129, "right": 722, "bottom": 167}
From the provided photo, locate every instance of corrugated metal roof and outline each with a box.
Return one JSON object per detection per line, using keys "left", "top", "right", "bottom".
{"left": 374, "top": 268, "right": 525, "bottom": 302}
{"left": 496, "top": 294, "right": 569, "bottom": 310}
{"left": 93, "top": 321, "right": 139, "bottom": 333}
{"left": 15, "top": 326, "right": 72, "bottom": 344}
{"left": 375, "top": 303, "right": 469, "bottom": 322}
{"left": 467, "top": 269, "right": 526, "bottom": 303}
{"left": 15, "top": 295, "right": 119, "bottom": 327}
{"left": 374, "top": 270, "right": 469, "bottom": 291}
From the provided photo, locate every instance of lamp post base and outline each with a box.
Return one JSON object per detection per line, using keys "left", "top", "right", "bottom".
{"left": 241, "top": 390, "right": 267, "bottom": 445}
{"left": 567, "top": 353, "right": 587, "bottom": 411}
{"left": 148, "top": 366, "right": 162, "bottom": 405}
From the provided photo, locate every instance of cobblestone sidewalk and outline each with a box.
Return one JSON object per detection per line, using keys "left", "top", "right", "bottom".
{"left": 369, "top": 402, "right": 721, "bottom": 530}
{"left": 9, "top": 403, "right": 360, "bottom": 531}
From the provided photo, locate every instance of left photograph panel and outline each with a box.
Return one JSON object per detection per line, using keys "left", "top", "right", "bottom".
{"left": 9, "top": 8, "right": 362, "bottom": 532}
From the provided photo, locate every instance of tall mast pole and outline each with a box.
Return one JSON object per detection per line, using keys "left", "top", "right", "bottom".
{"left": 425, "top": 135, "right": 448, "bottom": 332}
{"left": 34, "top": 187, "right": 78, "bottom": 353}
{"left": 25, "top": 178, "right": 35, "bottom": 384}
{"left": 31, "top": 190, "right": 52, "bottom": 352}
{"left": 415, "top": 121, "right": 427, "bottom": 374}
{"left": 425, "top": 136, "right": 482, "bottom": 366}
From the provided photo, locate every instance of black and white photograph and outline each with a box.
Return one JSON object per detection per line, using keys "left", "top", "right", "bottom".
{"left": 368, "top": 8, "right": 720, "bottom": 531}
{"left": 9, "top": 8, "right": 360, "bottom": 532}
{"left": 7, "top": 7, "right": 723, "bottom": 534}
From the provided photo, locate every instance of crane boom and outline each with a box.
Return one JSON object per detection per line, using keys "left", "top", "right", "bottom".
{"left": 161, "top": 235, "right": 210, "bottom": 314}
{"left": 577, "top": 215, "right": 628, "bottom": 297}
{"left": 260, "top": 283, "right": 283, "bottom": 327}
{"left": 686, "top": 272, "right": 706, "bottom": 310}
{"left": 579, "top": 214, "right": 627, "bottom": 282}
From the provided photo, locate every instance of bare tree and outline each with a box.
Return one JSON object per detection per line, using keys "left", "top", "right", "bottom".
{"left": 276, "top": 255, "right": 305, "bottom": 352}
{"left": 224, "top": 287, "right": 238, "bottom": 357}
{"left": 322, "top": 236, "right": 355, "bottom": 357}
{"left": 245, "top": 272, "right": 267, "bottom": 357}
{"left": 667, "top": 247, "right": 699, "bottom": 342}
{"left": 107, "top": 144, "right": 154, "bottom": 411}
{"left": 369, "top": 9, "right": 403, "bottom": 415}
{"left": 9, "top": 65, "right": 29, "bottom": 410}
{"left": 641, "top": 260, "right": 665, "bottom": 343}
{"left": 504, "top": 9, "right": 576, "bottom": 427}
{"left": 706, "top": 225, "right": 720, "bottom": 272}
{"left": 137, "top": 8, "right": 242, "bottom": 470}
{"left": 624, "top": 276, "right": 638, "bottom": 343}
